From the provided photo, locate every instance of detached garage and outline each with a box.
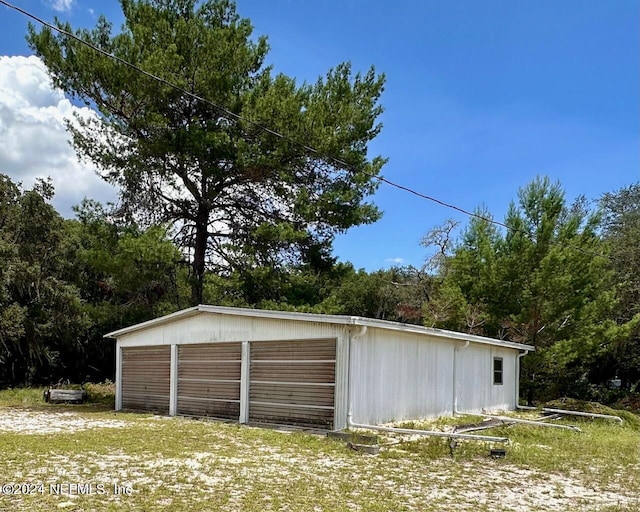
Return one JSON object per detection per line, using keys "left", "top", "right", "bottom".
{"left": 105, "top": 305, "right": 534, "bottom": 430}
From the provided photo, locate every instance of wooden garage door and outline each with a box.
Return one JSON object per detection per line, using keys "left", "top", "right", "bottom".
{"left": 249, "top": 339, "right": 336, "bottom": 429}
{"left": 177, "top": 343, "right": 242, "bottom": 420}
{"left": 121, "top": 346, "right": 170, "bottom": 413}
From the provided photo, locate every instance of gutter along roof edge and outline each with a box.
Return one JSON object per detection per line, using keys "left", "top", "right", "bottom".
{"left": 104, "top": 304, "right": 534, "bottom": 351}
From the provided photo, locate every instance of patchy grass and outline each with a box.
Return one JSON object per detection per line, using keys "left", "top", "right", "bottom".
{"left": 0, "top": 382, "right": 116, "bottom": 409}
{"left": 0, "top": 392, "right": 638, "bottom": 511}
{"left": 0, "top": 387, "right": 46, "bottom": 407}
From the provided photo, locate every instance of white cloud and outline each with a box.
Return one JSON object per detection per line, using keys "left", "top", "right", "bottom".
{"left": 0, "top": 55, "right": 117, "bottom": 216}
{"left": 50, "top": 0, "right": 74, "bottom": 12}
{"left": 385, "top": 257, "right": 405, "bottom": 264}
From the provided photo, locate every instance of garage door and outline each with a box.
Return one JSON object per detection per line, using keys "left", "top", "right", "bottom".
{"left": 249, "top": 339, "right": 336, "bottom": 429}
{"left": 121, "top": 346, "right": 171, "bottom": 413}
{"left": 177, "top": 343, "right": 242, "bottom": 420}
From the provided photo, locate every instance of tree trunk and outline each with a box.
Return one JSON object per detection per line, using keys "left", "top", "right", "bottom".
{"left": 191, "top": 204, "right": 209, "bottom": 306}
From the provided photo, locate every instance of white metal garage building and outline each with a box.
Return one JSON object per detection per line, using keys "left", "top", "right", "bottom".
{"left": 105, "top": 305, "right": 534, "bottom": 430}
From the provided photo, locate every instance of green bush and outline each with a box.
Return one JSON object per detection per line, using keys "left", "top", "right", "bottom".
{"left": 83, "top": 380, "right": 115, "bottom": 406}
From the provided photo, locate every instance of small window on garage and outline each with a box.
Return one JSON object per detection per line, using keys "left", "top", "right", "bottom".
{"left": 493, "top": 357, "right": 503, "bottom": 385}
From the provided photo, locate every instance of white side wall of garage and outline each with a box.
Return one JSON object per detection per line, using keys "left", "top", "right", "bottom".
{"left": 456, "top": 344, "right": 517, "bottom": 413}
{"left": 349, "top": 330, "right": 456, "bottom": 425}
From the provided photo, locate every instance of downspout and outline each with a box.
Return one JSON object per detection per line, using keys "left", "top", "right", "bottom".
{"left": 346, "top": 323, "right": 367, "bottom": 428}
{"left": 452, "top": 340, "right": 470, "bottom": 415}
{"left": 515, "top": 349, "right": 529, "bottom": 411}
{"left": 513, "top": 348, "right": 620, "bottom": 423}
{"left": 474, "top": 349, "right": 580, "bottom": 430}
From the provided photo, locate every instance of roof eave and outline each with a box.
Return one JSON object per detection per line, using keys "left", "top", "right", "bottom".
{"left": 349, "top": 316, "right": 535, "bottom": 351}
{"left": 103, "top": 306, "right": 201, "bottom": 339}
{"left": 104, "top": 304, "right": 535, "bottom": 352}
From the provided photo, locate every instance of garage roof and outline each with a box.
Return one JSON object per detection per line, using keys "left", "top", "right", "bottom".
{"left": 104, "top": 304, "right": 535, "bottom": 351}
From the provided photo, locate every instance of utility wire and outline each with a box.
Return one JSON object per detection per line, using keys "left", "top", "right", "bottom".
{"left": 0, "top": 0, "right": 609, "bottom": 260}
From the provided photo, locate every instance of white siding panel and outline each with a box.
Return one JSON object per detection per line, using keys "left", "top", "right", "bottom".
{"left": 350, "top": 329, "right": 455, "bottom": 425}
{"left": 492, "top": 347, "right": 517, "bottom": 410}
{"left": 117, "top": 314, "right": 346, "bottom": 347}
{"left": 115, "top": 343, "right": 122, "bottom": 411}
{"left": 333, "top": 332, "right": 349, "bottom": 429}
{"left": 457, "top": 345, "right": 517, "bottom": 413}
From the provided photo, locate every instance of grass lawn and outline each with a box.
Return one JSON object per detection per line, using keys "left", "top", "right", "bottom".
{"left": 0, "top": 388, "right": 638, "bottom": 511}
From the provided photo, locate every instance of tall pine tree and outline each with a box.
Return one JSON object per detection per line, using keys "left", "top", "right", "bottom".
{"left": 28, "top": 0, "right": 386, "bottom": 304}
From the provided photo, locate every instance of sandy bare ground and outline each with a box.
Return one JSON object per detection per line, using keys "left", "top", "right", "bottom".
{"left": 0, "top": 408, "right": 130, "bottom": 434}
{"left": 1, "top": 408, "right": 638, "bottom": 511}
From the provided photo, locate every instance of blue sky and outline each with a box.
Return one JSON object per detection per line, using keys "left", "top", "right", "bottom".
{"left": 1, "top": 0, "right": 638, "bottom": 270}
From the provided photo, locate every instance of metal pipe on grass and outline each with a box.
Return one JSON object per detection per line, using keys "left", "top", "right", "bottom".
{"left": 541, "top": 408, "right": 623, "bottom": 424}
{"left": 516, "top": 404, "right": 538, "bottom": 411}
{"left": 347, "top": 420, "right": 509, "bottom": 443}
{"left": 475, "top": 413, "right": 581, "bottom": 432}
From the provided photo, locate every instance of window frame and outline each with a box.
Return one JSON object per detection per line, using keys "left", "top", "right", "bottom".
{"left": 493, "top": 357, "right": 504, "bottom": 385}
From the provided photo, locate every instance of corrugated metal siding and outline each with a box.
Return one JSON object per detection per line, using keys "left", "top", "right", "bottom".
{"left": 457, "top": 345, "right": 516, "bottom": 412}
{"left": 333, "top": 333, "right": 349, "bottom": 430}
{"left": 121, "top": 346, "right": 170, "bottom": 413}
{"left": 249, "top": 339, "right": 336, "bottom": 429}
{"left": 350, "top": 330, "right": 455, "bottom": 425}
{"left": 350, "top": 329, "right": 521, "bottom": 424}
{"left": 117, "top": 315, "right": 345, "bottom": 347}
{"left": 177, "top": 343, "right": 241, "bottom": 419}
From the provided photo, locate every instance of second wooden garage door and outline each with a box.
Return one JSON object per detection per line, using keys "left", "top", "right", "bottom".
{"left": 177, "top": 343, "right": 241, "bottom": 420}
{"left": 249, "top": 339, "right": 336, "bottom": 429}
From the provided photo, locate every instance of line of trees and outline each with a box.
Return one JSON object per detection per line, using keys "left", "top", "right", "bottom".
{"left": 1, "top": 172, "right": 638, "bottom": 405}
{"left": 0, "top": 175, "right": 182, "bottom": 385}
{"left": 421, "top": 178, "right": 640, "bottom": 403}
{"left": 0, "top": 0, "right": 637, "bottom": 406}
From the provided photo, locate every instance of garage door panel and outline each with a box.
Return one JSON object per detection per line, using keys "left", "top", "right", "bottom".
{"left": 249, "top": 339, "right": 336, "bottom": 429}
{"left": 121, "top": 361, "right": 168, "bottom": 370}
{"left": 250, "top": 364, "right": 335, "bottom": 382}
{"left": 250, "top": 339, "right": 336, "bottom": 359}
{"left": 178, "top": 364, "right": 241, "bottom": 379}
{"left": 177, "top": 399, "right": 240, "bottom": 419}
{"left": 178, "top": 380, "right": 240, "bottom": 400}
{"left": 122, "top": 398, "right": 168, "bottom": 411}
{"left": 122, "top": 347, "right": 171, "bottom": 361}
{"left": 122, "top": 393, "right": 168, "bottom": 404}
{"left": 179, "top": 343, "right": 241, "bottom": 360}
{"left": 177, "top": 342, "right": 241, "bottom": 420}
{"left": 124, "top": 353, "right": 167, "bottom": 368}
{"left": 122, "top": 365, "right": 171, "bottom": 375}
{"left": 249, "top": 403, "right": 333, "bottom": 428}
{"left": 121, "top": 346, "right": 170, "bottom": 414}
{"left": 121, "top": 355, "right": 169, "bottom": 363}
{"left": 249, "top": 403, "right": 334, "bottom": 417}
{"left": 120, "top": 380, "right": 170, "bottom": 391}
{"left": 250, "top": 390, "right": 334, "bottom": 407}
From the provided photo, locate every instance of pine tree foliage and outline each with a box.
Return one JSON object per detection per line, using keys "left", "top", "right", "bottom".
{"left": 421, "top": 177, "right": 636, "bottom": 401}
{"left": 27, "top": 0, "right": 386, "bottom": 304}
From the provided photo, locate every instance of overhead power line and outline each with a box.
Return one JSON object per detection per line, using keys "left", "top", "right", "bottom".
{"left": 0, "top": 0, "right": 609, "bottom": 260}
